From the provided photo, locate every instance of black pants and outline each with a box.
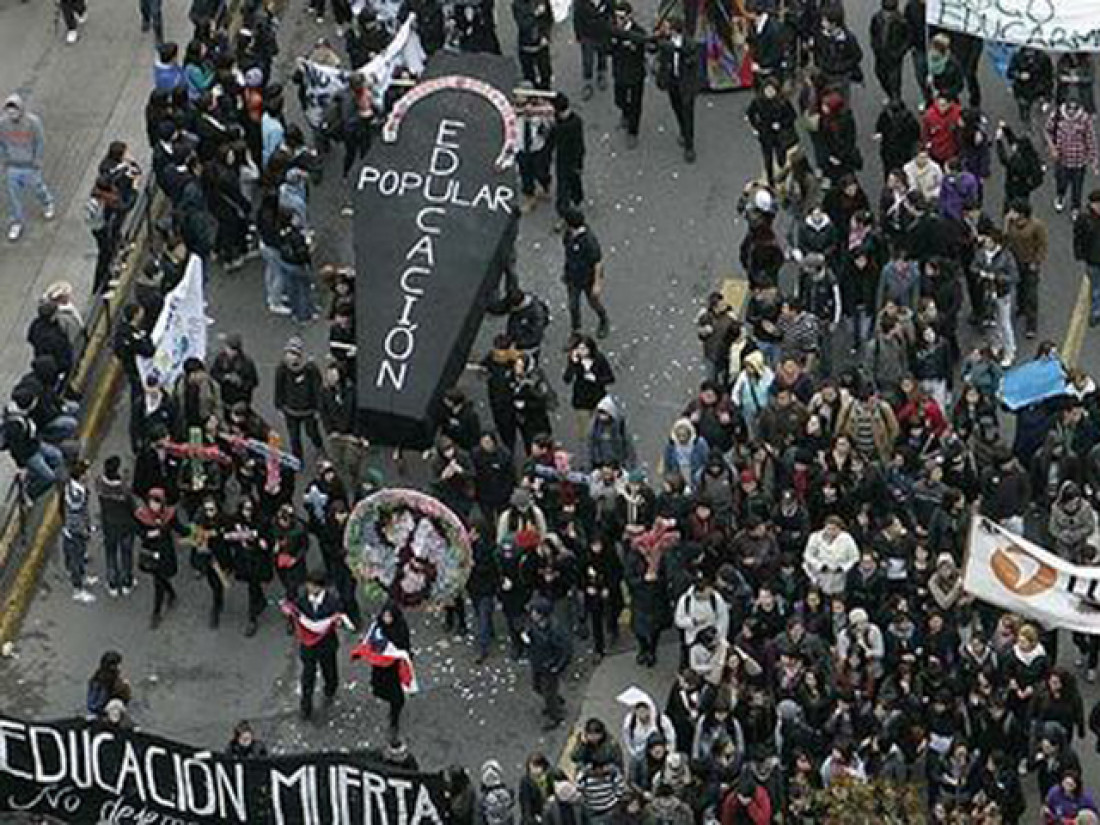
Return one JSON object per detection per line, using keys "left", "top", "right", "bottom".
{"left": 93, "top": 220, "right": 120, "bottom": 294}
{"left": 1018, "top": 262, "right": 1039, "bottom": 332}
{"left": 284, "top": 413, "right": 324, "bottom": 461}
{"left": 875, "top": 57, "right": 903, "bottom": 101}
{"left": 278, "top": 562, "right": 307, "bottom": 599}
{"left": 668, "top": 87, "right": 695, "bottom": 151}
{"left": 59, "top": 0, "right": 85, "bottom": 30}
{"left": 637, "top": 630, "right": 659, "bottom": 660}
{"left": 387, "top": 693, "right": 406, "bottom": 733}
{"left": 247, "top": 579, "right": 266, "bottom": 622}
{"left": 566, "top": 282, "right": 608, "bottom": 331}
{"left": 518, "top": 148, "right": 552, "bottom": 196}
{"left": 760, "top": 140, "right": 785, "bottom": 185}
{"left": 1056, "top": 164, "right": 1086, "bottom": 211}
{"left": 332, "top": 560, "right": 362, "bottom": 629}
{"left": 533, "top": 669, "right": 563, "bottom": 720}
{"left": 555, "top": 165, "right": 584, "bottom": 217}
{"left": 152, "top": 574, "right": 176, "bottom": 616}
{"left": 519, "top": 48, "right": 553, "bottom": 90}
{"left": 205, "top": 564, "right": 225, "bottom": 621}
{"left": 587, "top": 600, "right": 606, "bottom": 656}
{"left": 614, "top": 82, "right": 643, "bottom": 136}
{"left": 342, "top": 123, "right": 372, "bottom": 178}
{"left": 1074, "top": 633, "right": 1100, "bottom": 669}
{"left": 300, "top": 636, "right": 338, "bottom": 714}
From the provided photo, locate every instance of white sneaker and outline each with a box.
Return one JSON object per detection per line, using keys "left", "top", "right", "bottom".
{"left": 65, "top": 29, "right": 78, "bottom": 44}
{"left": 122, "top": 585, "right": 133, "bottom": 596}
{"left": 43, "top": 204, "right": 55, "bottom": 221}
{"left": 76, "top": 11, "right": 86, "bottom": 22}
{"left": 85, "top": 575, "right": 99, "bottom": 587}
{"left": 72, "top": 589, "right": 96, "bottom": 603}
{"left": 7, "top": 224, "right": 22, "bottom": 242}
{"left": 108, "top": 587, "right": 119, "bottom": 598}
{"left": 1089, "top": 668, "right": 1097, "bottom": 683}
{"left": 269, "top": 304, "right": 292, "bottom": 316}
{"left": 1076, "top": 655, "right": 1086, "bottom": 668}
{"left": 1055, "top": 197, "right": 1066, "bottom": 213}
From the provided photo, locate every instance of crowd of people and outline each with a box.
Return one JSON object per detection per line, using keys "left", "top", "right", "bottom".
{"left": 11, "top": 0, "right": 1100, "bottom": 821}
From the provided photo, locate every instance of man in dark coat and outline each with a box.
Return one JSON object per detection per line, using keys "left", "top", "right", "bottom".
{"left": 27, "top": 299, "right": 73, "bottom": 379}
{"left": 654, "top": 18, "right": 701, "bottom": 163}
{"left": 609, "top": 2, "right": 648, "bottom": 148}
{"left": 573, "top": 0, "right": 612, "bottom": 99}
{"left": 551, "top": 94, "right": 586, "bottom": 227}
{"left": 283, "top": 569, "right": 347, "bottom": 720}
{"left": 527, "top": 596, "right": 572, "bottom": 730}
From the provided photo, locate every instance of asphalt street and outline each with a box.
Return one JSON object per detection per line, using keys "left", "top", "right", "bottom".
{"left": 2, "top": 0, "right": 1100, "bottom": 803}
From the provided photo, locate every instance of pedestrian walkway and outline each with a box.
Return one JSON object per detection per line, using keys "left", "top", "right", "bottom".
{"left": 0, "top": 0, "right": 189, "bottom": 495}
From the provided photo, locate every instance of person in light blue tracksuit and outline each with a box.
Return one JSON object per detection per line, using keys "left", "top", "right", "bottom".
{"left": 0, "top": 94, "right": 55, "bottom": 243}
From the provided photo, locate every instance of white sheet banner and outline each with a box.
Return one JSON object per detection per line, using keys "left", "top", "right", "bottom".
{"left": 356, "top": 14, "right": 427, "bottom": 108}
{"left": 963, "top": 516, "right": 1100, "bottom": 633}
{"left": 137, "top": 254, "right": 208, "bottom": 391}
{"left": 927, "top": 0, "right": 1100, "bottom": 52}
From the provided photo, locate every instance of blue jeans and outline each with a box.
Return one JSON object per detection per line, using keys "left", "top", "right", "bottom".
{"left": 1088, "top": 264, "right": 1100, "bottom": 319}
{"left": 5, "top": 167, "right": 53, "bottom": 228}
{"left": 103, "top": 526, "right": 134, "bottom": 590}
{"left": 284, "top": 262, "right": 316, "bottom": 322}
{"left": 475, "top": 596, "right": 495, "bottom": 656}
{"left": 42, "top": 414, "right": 78, "bottom": 443}
{"left": 260, "top": 243, "right": 287, "bottom": 308}
{"left": 62, "top": 531, "right": 87, "bottom": 589}
{"left": 24, "top": 442, "right": 63, "bottom": 499}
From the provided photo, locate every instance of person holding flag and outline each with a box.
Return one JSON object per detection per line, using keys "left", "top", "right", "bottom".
{"left": 281, "top": 569, "right": 353, "bottom": 721}
{"left": 352, "top": 601, "right": 416, "bottom": 738}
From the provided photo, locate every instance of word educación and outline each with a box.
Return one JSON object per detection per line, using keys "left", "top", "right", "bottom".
{"left": 0, "top": 716, "right": 444, "bottom": 825}
{"left": 356, "top": 118, "right": 516, "bottom": 393}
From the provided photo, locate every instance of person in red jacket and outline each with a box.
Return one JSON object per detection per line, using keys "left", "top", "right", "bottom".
{"left": 721, "top": 775, "right": 773, "bottom": 825}
{"left": 921, "top": 94, "right": 962, "bottom": 165}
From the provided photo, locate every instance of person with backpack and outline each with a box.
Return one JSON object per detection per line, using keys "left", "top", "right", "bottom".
{"left": 86, "top": 651, "right": 132, "bottom": 719}
{"left": 3, "top": 385, "right": 64, "bottom": 502}
{"left": 479, "top": 759, "right": 517, "bottom": 824}
{"left": 88, "top": 141, "right": 142, "bottom": 293}
{"left": 61, "top": 459, "right": 97, "bottom": 603}
{"left": 869, "top": 0, "right": 911, "bottom": 102}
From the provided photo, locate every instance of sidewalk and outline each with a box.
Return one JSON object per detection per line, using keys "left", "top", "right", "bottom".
{"left": 0, "top": 0, "right": 190, "bottom": 495}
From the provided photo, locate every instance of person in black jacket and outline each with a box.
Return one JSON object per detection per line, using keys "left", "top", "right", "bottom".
{"left": 562, "top": 210, "right": 610, "bottom": 337}
{"left": 466, "top": 520, "right": 502, "bottom": 663}
{"left": 97, "top": 456, "right": 136, "bottom": 596}
{"left": 995, "top": 123, "right": 1044, "bottom": 209}
{"left": 609, "top": 2, "right": 647, "bottom": 148}
{"left": 3, "top": 386, "right": 63, "bottom": 501}
{"left": 274, "top": 337, "right": 325, "bottom": 460}
{"left": 210, "top": 333, "right": 260, "bottom": 410}
{"left": 551, "top": 94, "right": 586, "bottom": 228}
{"left": 513, "top": 0, "right": 553, "bottom": 89}
{"left": 285, "top": 569, "right": 348, "bottom": 720}
{"left": 527, "top": 596, "right": 572, "bottom": 730}
{"left": 874, "top": 97, "right": 921, "bottom": 177}
{"left": 276, "top": 209, "right": 318, "bottom": 324}
{"left": 654, "top": 19, "right": 700, "bottom": 163}
{"left": 471, "top": 432, "right": 516, "bottom": 522}
{"left": 1074, "top": 190, "right": 1100, "bottom": 326}
{"left": 869, "top": 0, "right": 910, "bottom": 102}
{"left": 573, "top": 0, "right": 612, "bottom": 99}
{"left": 1007, "top": 46, "right": 1054, "bottom": 129}
{"left": 904, "top": 0, "right": 927, "bottom": 101}
{"left": 746, "top": 78, "right": 798, "bottom": 185}
{"left": 113, "top": 304, "right": 156, "bottom": 451}
{"left": 440, "top": 388, "right": 482, "bottom": 452}
{"left": 27, "top": 299, "right": 73, "bottom": 380}
{"left": 368, "top": 601, "right": 412, "bottom": 736}
{"left": 814, "top": 6, "right": 863, "bottom": 99}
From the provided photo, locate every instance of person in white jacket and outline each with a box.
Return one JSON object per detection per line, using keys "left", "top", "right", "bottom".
{"left": 835, "top": 607, "right": 886, "bottom": 679}
{"left": 674, "top": 575, "right": 730, "bottom": 648}
{"left": 803, "top": 516, "right": 859, "bottom": 596}
{"left": 618, "top": 686, "right": 677, "bottom": 780}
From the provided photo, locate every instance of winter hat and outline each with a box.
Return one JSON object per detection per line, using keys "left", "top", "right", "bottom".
{"left": 480, "top": 759, "right": 503, "bottom": 787}
{"left": 244, "top": 67, "right": 264, "bottom": 88}
{"left": 848, "top": 607, "right": 869, "bottom": 626}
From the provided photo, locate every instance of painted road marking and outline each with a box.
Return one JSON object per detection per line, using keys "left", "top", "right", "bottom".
{"left": 1063, "top": 275, "right": 1090, "bottom": 368}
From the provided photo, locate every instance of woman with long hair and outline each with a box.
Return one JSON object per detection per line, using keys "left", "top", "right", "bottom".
{"left": 369, "top": 601, "right": 413, "bottom": 738}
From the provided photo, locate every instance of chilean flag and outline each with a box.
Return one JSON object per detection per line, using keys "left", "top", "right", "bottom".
{"left": 350, "top": 622, "right": 419, "bottom": 694}
{"left": 280, "top": 600, "right": 344, "bottom": 647}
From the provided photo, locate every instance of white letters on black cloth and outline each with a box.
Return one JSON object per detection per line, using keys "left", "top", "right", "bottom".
{"left": 0, "top": 714, "right": 445, "bottom": 825}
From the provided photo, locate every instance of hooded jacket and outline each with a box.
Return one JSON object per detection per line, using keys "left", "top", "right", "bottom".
{"left": 621, "top": 690, "right": 678, "bottom": 763}
{"left": 0, "top": 95, "right": 46, "bottom": 169}
{"left": 588, "top": 395, "right": 635, "bottom": 469}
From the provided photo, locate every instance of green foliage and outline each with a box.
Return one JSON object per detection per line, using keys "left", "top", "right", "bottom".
{"left": 809, "top": 777, "right": 927, "bottom": 824}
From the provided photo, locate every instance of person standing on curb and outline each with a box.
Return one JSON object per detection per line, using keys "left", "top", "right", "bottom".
{"left": 62, "top": 459, "right": 98, "bottom": 604}
{"left": 97, "top": 456, "right": 136, "bottom": 598}
{"left": 0, "top": 94, "right": 55, "bottom": 243}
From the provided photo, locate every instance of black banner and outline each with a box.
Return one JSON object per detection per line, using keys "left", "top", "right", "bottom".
{"left": 0, "top": 715, "right": 445, "bottom": 824}
{"left": 353, "top": 53, "right": 519, "bottom": 448}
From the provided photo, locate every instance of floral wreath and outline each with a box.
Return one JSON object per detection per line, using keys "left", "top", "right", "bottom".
{"left": 344, "top": 488, "right": 472, "bottom": 609}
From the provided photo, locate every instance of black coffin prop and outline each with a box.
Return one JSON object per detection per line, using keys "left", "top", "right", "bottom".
{"left": 354, "top": 53, "right": 520, "bottom": 448}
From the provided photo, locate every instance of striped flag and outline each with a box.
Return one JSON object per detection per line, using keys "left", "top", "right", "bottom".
{"left": 351, "top": 622, "right": 419, "bottom": 694}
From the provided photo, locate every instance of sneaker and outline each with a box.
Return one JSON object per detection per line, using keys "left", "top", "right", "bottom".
{"left": 7, "top": 224, "right": 23, "bottom": 242}
{"left": 245, "top": 619, "right": 258, "bottom": 637}
{"left": 66, "top": 29, "right": 79, "bottom": 44}
{"left": 596, "top": 317, "right": 610, "bottom": 339}
{"left": 626, "top": 133, "right": 639, "bottom": 149}
{"left": 1076, "top": 654, "right": 1086, "bottom": 668}
{"left": 1018, "top": 759, "right": 1029, "bottom": 776}
{"left": 72, "top": 589, "right": 96, "bottom": 603}
{"left": 315, "top": 14, "right": 324, "bottom": 23}
{"left": 1055, "top": 196, "right": 1066, "bottom": 213}
{"left": 581, "top": 83, "right": 594, "bottom": 101}
{"left": 75, "top": 11, "right": 86, "bottom": 22}
{"left": 269, "top": 304, "right": 292, "bottom": 316}
{"left": 684, "top": 148, "right": 696, "bottom": 164}
{"left": 43, "top": 204, "right": 55, "bottom": 221}
{"left": 1089, "top": 668, "right": 1097, "bottom": 683}
{"left": 85, "top": 575, "right": 99, "bottom": 587}
{"left": 108, "top": 587, "right": 119, "bottom": 598}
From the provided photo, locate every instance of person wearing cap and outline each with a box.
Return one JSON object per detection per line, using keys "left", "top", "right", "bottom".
{"left": 274, "top": 338, "right": 325, "bottom": 461}
{"left": 0, "top": 93, "right": 55, "bottom": 243}
{"left": 526, "top": 596, "right": 572, "bottom": 730}
{"left": 211, "top": 334, "right": 260, "bottom": 410}
{"left": 609, "top": 2, "right": 647, "bottom": 149}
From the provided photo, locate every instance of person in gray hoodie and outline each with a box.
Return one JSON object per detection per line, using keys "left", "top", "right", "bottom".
{"left": 587, "top": 395, "right": 635, "bottom": 470}
{"left": 0, "top": 94, "right": 54, "bottom": 242}
{"left": 62, "top": 459, "right": 97, "bottom": 603}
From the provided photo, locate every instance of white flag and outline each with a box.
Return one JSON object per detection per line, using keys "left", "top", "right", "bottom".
{"left": 963, "top": 516, "right": 1100, "bottom": 634}
{"left": 356, "top": 14, "right": 426, "bottom": 108}
{"left": 927, "top": 0, "right": 1100, "bottom": 52}
{"left": 297, "top": 59, "right": 347, "bottom": 130}
{"left": 137, "top": 255, "right": 208, "bottom": 391}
